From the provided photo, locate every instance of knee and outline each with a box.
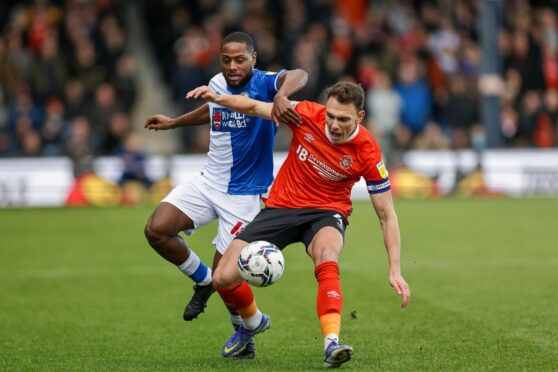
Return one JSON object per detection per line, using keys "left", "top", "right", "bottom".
{"left": 144, "top": 220, "right": 167, "bottom": 248}
{"left": 311, "top": 244, "right": 341, "bottom": 265}
{"left": 212, "top": 268, "right": 230, "bottom": 289}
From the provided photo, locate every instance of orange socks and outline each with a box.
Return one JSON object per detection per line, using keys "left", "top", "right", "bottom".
{"left": 236, "top": 301, "right": 258, "bottom": 319}
{"left": 215, "top": 280, "right": 254, "bottom": 312}
{"left": 216, "top": 281, "right": 262, "bottom": 329}
{"left": 315, "top": 261, "right": 343, "bottom": 337}
{"left": 319, "top": 312, "right": 341, "bottom": 337}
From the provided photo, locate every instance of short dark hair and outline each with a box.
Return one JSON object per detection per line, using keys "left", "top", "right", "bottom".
{"left": 221, "top": 32, "right": 255, "bottom": 53}
{"left": 325, "top": 82, "right": 365, "bottom": 111}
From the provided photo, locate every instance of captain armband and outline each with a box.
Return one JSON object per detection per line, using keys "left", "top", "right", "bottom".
{"left": 366, "top": 179, "right": 391, "bottom": 194}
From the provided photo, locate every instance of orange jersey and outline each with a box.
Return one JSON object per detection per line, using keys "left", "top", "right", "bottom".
{"left": 265, "top": 101, "right": 390, "bottom": 219}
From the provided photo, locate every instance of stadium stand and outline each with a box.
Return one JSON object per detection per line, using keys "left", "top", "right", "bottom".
{"left": 1, "top": 0, "right": 558, "bottom": 163}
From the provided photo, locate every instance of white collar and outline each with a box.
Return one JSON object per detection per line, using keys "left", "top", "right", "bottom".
{"left": 324, "top": 123, "right": 360, "bottom": 144}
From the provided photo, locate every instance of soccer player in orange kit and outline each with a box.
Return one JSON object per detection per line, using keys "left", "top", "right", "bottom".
{"left": 187, "top": 82, "right": 411, "bottom": 368}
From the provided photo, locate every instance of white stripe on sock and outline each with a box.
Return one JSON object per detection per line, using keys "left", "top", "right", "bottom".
{"left": 243, "top": 310, "right": 263, "bottom": 330}
{"left": 177, "top": 251, "right": 201, "bottom": 276}
{"left": 324, "top": 333, "right": 339, "bottom": 351}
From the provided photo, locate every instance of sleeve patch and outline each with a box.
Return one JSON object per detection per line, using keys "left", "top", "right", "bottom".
{"left": 376, "top": 160, "right": 389, "bottom": 179}
{"left": 366, "top": 179, "right": 391, "bottom": 194}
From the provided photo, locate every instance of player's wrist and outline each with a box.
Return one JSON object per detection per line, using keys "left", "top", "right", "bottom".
{"left": 274, "top": 93, "right": 287, "bottom": 102}
{"left": 389, "top": 266, "right": 401, "bottom": 276}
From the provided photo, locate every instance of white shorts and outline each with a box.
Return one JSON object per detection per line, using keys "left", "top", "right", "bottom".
{"left": 161, "top": 175, "right": 261, "bottom": 254}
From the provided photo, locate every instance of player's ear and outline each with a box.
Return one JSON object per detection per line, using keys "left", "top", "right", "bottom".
{"left": 251, "top": 51, "right": 257, "bottom": 67}
{"left": 356, "top": 110, "right": 365, "bottom": 124}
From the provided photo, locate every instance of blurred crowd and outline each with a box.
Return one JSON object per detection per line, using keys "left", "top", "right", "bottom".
{"left": 143, "top": 0, "right": 558, "bottom": 164}
{"left": 0, "top": 0, "right": 138, "bottom": 176}
{"left": 2, "top": 0, "right": 558, "bottom": 169}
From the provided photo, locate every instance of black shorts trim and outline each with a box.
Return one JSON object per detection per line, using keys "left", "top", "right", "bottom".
{"left": 235, "top": 208, "right": 348, "bottom": 250}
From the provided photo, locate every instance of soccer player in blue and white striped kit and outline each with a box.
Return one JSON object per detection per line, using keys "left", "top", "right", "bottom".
{"left": 143, "top": 32, "right": 307, "bottom": 359}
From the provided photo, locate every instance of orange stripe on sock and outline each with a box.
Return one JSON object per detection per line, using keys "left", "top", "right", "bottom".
{"left": 236, "top": 301, "right": 258, "bottom": 319}
{"left": 319, "top": 312, "right": 341, "bottom": 337}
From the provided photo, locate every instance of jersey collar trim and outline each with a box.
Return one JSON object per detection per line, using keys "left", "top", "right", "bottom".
{"left": 324, "top": 123, "right": 360, "bottom": 144}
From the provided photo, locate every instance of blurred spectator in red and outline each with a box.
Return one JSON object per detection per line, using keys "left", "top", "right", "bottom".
{"left": 25, "top": 0, "right": 63, "bottom": 53}
{"left": 532, "top": 89, "right": 558, "bottom": 147}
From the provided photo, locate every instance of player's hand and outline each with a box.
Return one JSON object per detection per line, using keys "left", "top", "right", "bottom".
{"left": 389, "top": 273, "right": 411, "bottom": 308}
{"left": 186, "top": 86, "right": 218, "bottom": 103}
{"left": 144, "top": 114, "right": 175, "bottom": 131}
{"left": 272, "top": 94, "right": 301, "bottom": 126}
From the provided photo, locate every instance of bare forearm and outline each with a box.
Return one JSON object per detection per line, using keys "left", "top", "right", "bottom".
{"left": 277, "top": 69, "right": 308, "bottom": 97}
{"left": 370, "top": 192, "right": 402, "bottom": 274}
{"left": 172, "top": 103, "right": 210, "bottom": 127}
{"left": 381, "top": 216, "right": 402, "bottom": 275}
{"left": 215, "top": 95, "right": 273, "bottom": 119}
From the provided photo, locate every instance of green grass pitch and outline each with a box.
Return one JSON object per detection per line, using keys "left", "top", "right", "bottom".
{"left": 1, "top": 198, "right": 557, "bottom": 371}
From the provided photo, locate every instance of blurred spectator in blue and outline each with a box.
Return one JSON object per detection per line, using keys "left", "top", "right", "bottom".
{"left": 41, "top": 96, "right": 67, "bottom": 156}
{"left": 118, "top": 132, "right": 152, "bottom": 187}
{"left": 8, "top": 85, "right": 44, "bottom": 138}
{"left": 395, "top": 60, "right": 432, "bottom": 140}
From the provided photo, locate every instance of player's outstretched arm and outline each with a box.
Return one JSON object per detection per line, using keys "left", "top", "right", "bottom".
{"left": 273, "top": 69, "right": 308, "bottom": 125}
{"left": 144, "top": 103, "right": 210, "bottom": 131}
{"left": 187, "top": 86, "right": 273, "bottom": 120}
{"left": 370, "top": 191, "right": 411, "bottom": 308}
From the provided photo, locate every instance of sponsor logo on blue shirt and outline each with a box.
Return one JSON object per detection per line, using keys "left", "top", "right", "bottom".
{"left": 212, "top": 108, "right": 250, "bottom": 131}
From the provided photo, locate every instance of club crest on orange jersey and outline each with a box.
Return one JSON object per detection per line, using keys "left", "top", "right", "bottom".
{"left": 339, "top": 155, "right": 353, "bottom": 169}
{"left": 304, "top": 133, "right": 315, "bottom": 143}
